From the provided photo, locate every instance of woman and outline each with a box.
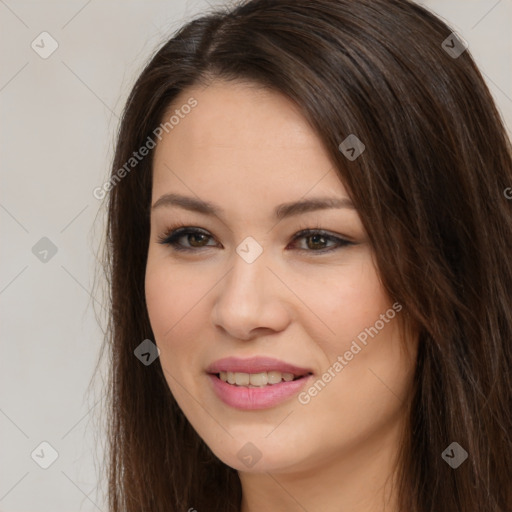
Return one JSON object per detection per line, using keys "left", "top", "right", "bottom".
{"left": 97, "top": 0, "right": 512, "bottom": 510}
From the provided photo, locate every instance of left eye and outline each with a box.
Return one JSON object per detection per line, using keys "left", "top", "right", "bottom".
{"left": 290, "top": 230, "right": 352, "bottom": 252}
{"left": 157, "top": 226, "right": 353, "bottom": 253}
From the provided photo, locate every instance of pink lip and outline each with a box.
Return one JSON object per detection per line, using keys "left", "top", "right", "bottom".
{"left": 207, "top": 374, "right": 313, "bottom": 410}
{"left": 205, "top": 356, "right": 313, "bottom": 410}
{"left": 205, "top": 356, "right": 312, "bottom": 376}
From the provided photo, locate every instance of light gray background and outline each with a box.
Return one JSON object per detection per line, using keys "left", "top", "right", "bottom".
{"left": 1, "top": 1, "right": 511, "bottom": 510}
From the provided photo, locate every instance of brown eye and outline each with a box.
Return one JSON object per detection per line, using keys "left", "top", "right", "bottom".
{"left": 158, "top": 226, "right": 353, "bottom": 254}
{"left": 157, "top": 227, "right": 218, "bottom": 252}
{"left": 305, "top": 234, "right": 329, "bottom": 250}
{"left": 289, "top": 229, "right": 353, "bottom": 253}
{"left": 187, "top": 233, "right": 210, "bottom": 247}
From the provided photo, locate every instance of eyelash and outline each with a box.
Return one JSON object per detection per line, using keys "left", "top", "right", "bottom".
{"left": 156, "top": 223, "right": 354, "bottom": 254}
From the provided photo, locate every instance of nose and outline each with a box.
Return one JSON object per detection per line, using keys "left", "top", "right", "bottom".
{"left": 211, "top": 249, "right": 291, "bottom": 341}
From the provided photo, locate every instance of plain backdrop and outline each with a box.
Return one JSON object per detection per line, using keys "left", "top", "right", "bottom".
{"left": 1, "top": 1, "right": 511, "bottom": 510}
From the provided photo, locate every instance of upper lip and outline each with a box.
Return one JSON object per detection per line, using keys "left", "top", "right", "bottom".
{"left": 206, "top": 356, "right": 313, "bottom": 376}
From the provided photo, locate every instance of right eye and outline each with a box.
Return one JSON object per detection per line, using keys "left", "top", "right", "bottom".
{"left": 157, "top": 226, "right": 219, "bottom": 252}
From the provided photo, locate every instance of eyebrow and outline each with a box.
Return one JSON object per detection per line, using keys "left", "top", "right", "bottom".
{"left": 151, "top": 193, "right": 355, "bottom": 220}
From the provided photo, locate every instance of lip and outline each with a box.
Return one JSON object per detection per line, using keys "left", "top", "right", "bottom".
{"left": 205, "top": 356, "right": 312, "bottom": 376}
{"left": 206, "top": 356, "right": 313, "bottom": 410}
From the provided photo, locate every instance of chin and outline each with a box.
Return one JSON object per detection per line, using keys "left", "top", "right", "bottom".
{"left": 203, "top": 432, "right": 311, "bottom": 474}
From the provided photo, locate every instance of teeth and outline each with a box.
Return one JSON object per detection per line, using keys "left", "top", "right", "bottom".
{"left": 218, "top": 370, "right": 300, "bottom": 386}
{"left": 249, "top": 372, "right": 268, "bottom": 386}
{"left": 235, "top": 372, "right": 250, "bottom": 386}
{"left": 267, "top": 371, "right": 282, "bottom": 384}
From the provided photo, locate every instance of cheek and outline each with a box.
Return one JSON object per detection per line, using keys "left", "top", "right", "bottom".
{"left": 292, "top": 255, "right": 411, "bottom": 406}
{"left": 145, "top": 261, "right": 217, "bottom": 436}
{"left": 294, "top": 317, "right": 413, "bottom": 462}
{"left": 290, "top": 255, "right": 391, "bottom": 348}
{"left": 144, "top": 258, "right": 198, "bottom": 365}
{"left": 145, "top": 253, "right": 203, "bottom": 337}
{"left": 144, "top": 263, "right": 197, "bottom": 408}
{"left": 145, "top": 263, "right": 175, "bottom": 340}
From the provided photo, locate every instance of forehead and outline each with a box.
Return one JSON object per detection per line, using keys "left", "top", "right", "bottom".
{"left": 162, "top": 80, "right": 314, "bottom": 146}
{"left": 151, "top": 80, "right": 346, "bottom": 200}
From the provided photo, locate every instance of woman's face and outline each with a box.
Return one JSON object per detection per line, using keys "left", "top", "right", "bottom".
{"left": 145, "top": 80, "right": 417, "bottom": 474}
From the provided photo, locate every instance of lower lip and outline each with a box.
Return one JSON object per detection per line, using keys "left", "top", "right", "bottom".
{"left": 207, "top": 373, "right": 312, "bottom": 410}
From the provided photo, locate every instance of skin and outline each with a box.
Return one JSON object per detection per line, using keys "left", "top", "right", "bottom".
{"left": 145, "top": 79, "right": 419, "bottom": 512}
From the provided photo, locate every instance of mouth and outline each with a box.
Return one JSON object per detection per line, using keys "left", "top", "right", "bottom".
{"left": 205, "top": 356, "right": 314, "bottom": 409}
{"left": 210, "top": 370, "right": 313, "bottom": 387}
{"left": 205, "top": 356, "right": 314, "bottom": 387}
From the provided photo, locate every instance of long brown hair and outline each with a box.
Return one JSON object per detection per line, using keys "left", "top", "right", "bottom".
{"left": 94, "top": 0, "right": 512, "bottom": 510}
